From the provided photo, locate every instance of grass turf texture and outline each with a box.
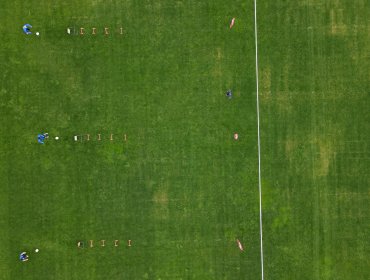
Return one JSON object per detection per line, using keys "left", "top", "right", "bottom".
{"left": 0, "top": 0, "right": 369, "bottom": 280}
{"left": 0, "top": 1, "right": 260, "bottom": 279}
{"left": 258, "top": 1, "right": 369, "bottom": 279}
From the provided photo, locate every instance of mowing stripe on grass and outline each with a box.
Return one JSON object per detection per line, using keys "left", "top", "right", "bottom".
{"left": 253, "top": 0, "right": 264, "bottom": 279}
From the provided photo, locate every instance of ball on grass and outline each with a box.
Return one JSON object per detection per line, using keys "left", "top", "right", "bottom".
{"left": 35, "top": 249, "right": 39, "bottom": 253}
{"left": 55, "top": 137, "right": 59, "bottom": 140}
{"left": 36, "top": 32, "right": 40, "bottom": 36}
{"left": 234, "top": 133, "right": 239, "bottom": 140}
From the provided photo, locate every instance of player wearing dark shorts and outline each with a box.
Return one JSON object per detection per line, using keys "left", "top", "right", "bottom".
{"left": 226, "top": 90, "right": 233, "bottom": 99}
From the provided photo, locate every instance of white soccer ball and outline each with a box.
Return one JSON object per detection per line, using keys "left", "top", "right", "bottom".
{"left": 55, "top": 137, "right": 59, "bottom": 140}
{"left": 35, "top": 249, "right": 39, "bottom": 253}
{"left": 36, "top": 32, "right": 40, "bottom": 36}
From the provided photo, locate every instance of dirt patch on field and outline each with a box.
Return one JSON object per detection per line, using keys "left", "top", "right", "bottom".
{"left": 153, "top": 189, "right": 168, "bottom": 204}
{"left": 285, "top": 139, "right": 296, "bottom": 156}
{"left": 329, "top": 9, "right": 348, "bottom": 35}
{"left": 211, "top": 48, "right": 223, "bottom": 78}
{"left": 260, "top": 65, "right": 294, "bottom": 115}
{"left": 216, "top": 47, "right": 222, "bottom": 60}
{"left": 319, "top": 144, "right": 331, "bottom": 176}
{"left": 260, "top": 67, "right": 271, "bottom": 96}
{"left": 153, "top": 186, "right": 169, "bottom": 219}
{"left": 315, "top": 138, "right": 335, "bottom": 177}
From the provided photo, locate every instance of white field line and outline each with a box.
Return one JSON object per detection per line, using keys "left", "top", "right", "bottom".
{"left": 253, "top": 0, "right": 264, "bottom": 279}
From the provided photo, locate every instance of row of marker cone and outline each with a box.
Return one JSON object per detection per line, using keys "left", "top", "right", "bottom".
{"left": 74, "top": 134, "right": 127, "bottom": 141}
{"left": 78, "top": 240, "right": 132, "bottom": 248}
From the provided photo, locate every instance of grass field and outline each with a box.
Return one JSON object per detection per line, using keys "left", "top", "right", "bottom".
{"left": 0, "top": 0, "right": 369, "bottom": 279}
{"left": 258, "top": 1, "right": 369, "bottom": 279}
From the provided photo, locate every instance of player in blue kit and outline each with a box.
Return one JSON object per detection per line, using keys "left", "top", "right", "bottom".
{"left": 23, "top": 24, "right": 32, "bottom": 34}
{"left": 37, "top": 133, "right": 49, "bottom": 144}
{"left": 19, "top": 252, "right": 28, "bottom": 262}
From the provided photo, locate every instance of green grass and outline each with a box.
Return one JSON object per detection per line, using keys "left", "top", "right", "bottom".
{"left": 0, "top": 1, "right": 260, "bottom": 279}
{"left": 258, "top": 1, "right": 369, "bottom": 279}
{"left": 0, "top": 0, "right": 369, "bottom": 279}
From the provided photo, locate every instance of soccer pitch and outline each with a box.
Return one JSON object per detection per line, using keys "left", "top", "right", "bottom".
{"left": 0, "top": 0, "right": 368, "bottom": 279}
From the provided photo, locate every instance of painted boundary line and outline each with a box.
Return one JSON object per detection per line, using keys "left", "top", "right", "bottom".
{"left": 253, "top": 0, "right": 264, "bottom": 279}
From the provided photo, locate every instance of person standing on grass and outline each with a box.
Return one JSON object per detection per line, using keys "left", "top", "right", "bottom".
{"left": 23, "top": 24, "right": 32, "bottom": 34}
{"left": 226, "top": 89, "right": 233, "bottom": 99}
{"left": 37, "top": 133, "right": 49, "bottom": 144}
{"left": 38, "top": 134, "right": 45, "bottom": 144}
{"left": 19, "top": 252, "right": 28, "bottom": 262}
